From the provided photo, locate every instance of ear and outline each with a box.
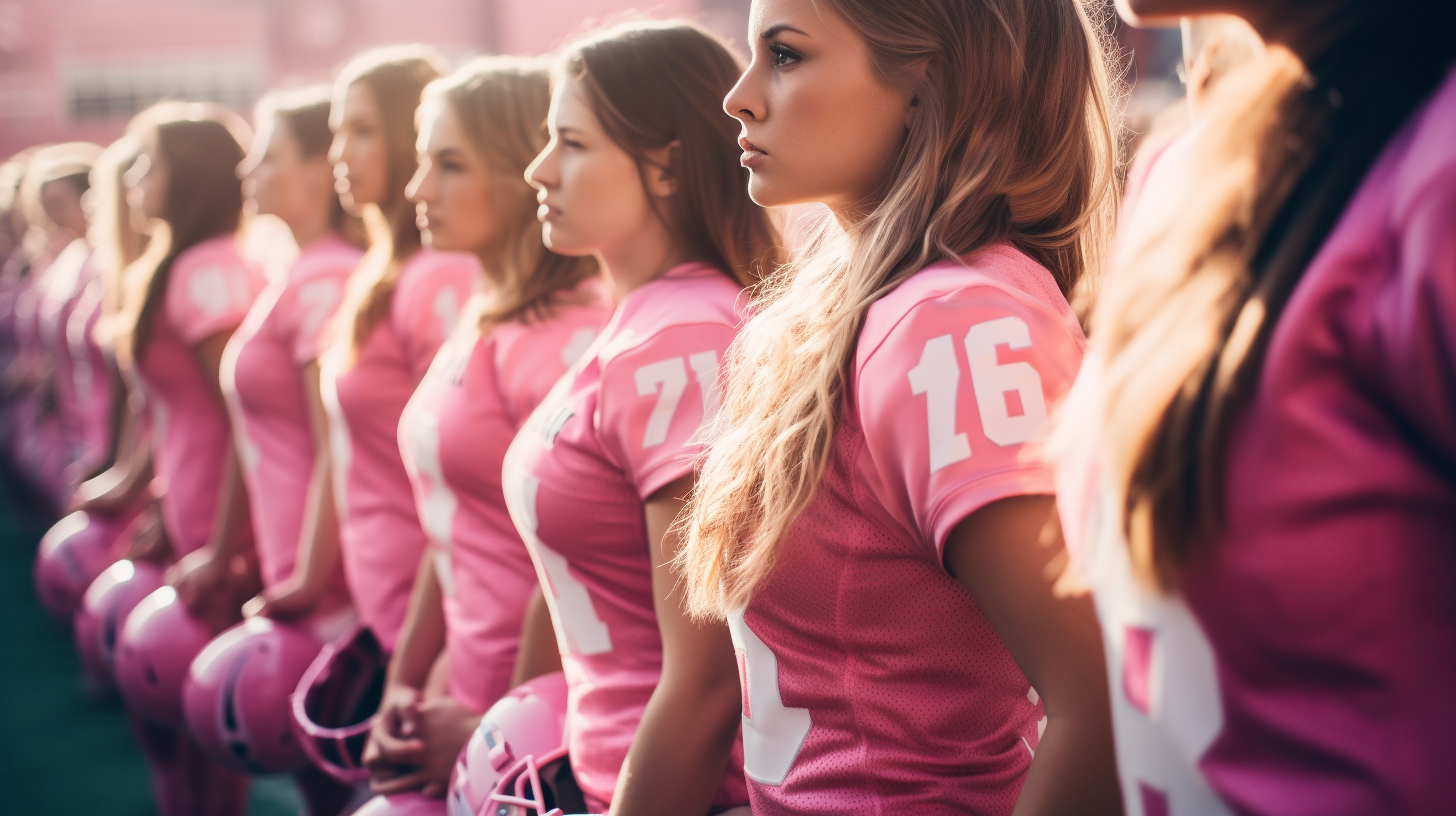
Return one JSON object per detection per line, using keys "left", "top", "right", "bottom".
{"left": 642, "top": 140, "right": 681, "bottom": 199}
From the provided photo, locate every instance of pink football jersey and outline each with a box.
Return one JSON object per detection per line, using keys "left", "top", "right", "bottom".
{"left": 501, "top": 262, "right": 750, "bottom": 809}
{"left": 223, "top": 233, "right": 361, "bottom": 590}
{"left": 399, "top": 279, "right": 610, "bottom": 713}
{"left": 35, "top": 240, "right": 94, "bottom": 473}
{"left": 322, "top": 249, "right": 479, "bottom": 652}
{"left": 732, "top": 244, "right": 1084, "bottom": 815}
{"left": 66, "top": 276, "right": 111, "bottom": 474}
{"left": 135, "top": 235, "right": 265, "bottom": 555}
{"left": 1058, "top": 68, "right": 1456, "bottom": 816}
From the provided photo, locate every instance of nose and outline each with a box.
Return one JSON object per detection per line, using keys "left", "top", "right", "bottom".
{"left": 405, "top": 160, "right": 430, "bottom": 204}
{"left": 723, "top": 66, "right": 762, "bottom": 124}
{"left": 525, "top": 141, "right": 558, "bottom": 192}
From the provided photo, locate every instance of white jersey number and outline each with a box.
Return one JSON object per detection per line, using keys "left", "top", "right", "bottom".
{"left": 1085, "top": 491, "right": 1233, "bottom": 816}
{"left": 504, "top": 473, "right": 612, "bottom": 656}
{"left": 728, "top": 610, "right": 812, "bottom": 786}
{"left": 634, "top": 351, "right": 721, "bottom": 449}
{"left": 907, "top": 316, "right": 1049, "bottom": 473}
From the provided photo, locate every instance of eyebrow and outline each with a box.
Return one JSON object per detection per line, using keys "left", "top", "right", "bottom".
{"left": 761, "top": 23, "right": 809, "bottom": 40}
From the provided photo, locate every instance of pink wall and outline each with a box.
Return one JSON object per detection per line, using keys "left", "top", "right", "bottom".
{"left": 0, "top": 0, "right": 750, "bottom": 158}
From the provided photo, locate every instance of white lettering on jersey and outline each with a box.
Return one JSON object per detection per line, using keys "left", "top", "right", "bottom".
{"left": 635, "top": 357, "right": 690, "bottom": 449}
{"left": 728, "top": 610, "right": 812, "bottom": 786}
{"left": 908, "top": 334, "right": 972, "bottom": 473}
{"left": 319, "top": 360, "right": 353, "bottom": 527}
{"left": 295, "top": 279, "right": 343, "bottom": 343}
{"left": 187, "top": 263, "right": 250, "bottom": 317}
{"left": 504, "top": 472, "right": 612, "bottom": 655}
{"left": 964, "top": 316, "right": 1048, "bottom": 447}
{"left": 1085, "top": 489, "right": 1232, "bottom": 816}
{"left": 402, "top": 403, "right": 459, "bottom": 596}
{"left": 433, "top": 286, "right": 462, "bottom": 340}
{"left": 909, "top": 317, "right": 1050, "bottom": 473}
{"left": 561, "top": 326, "right": 598, "bottom": 369}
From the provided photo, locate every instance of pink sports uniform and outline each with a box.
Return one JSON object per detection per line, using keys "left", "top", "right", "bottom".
{"left": 67, "top": 273, "right": 114, "bottom": 475}
{"left": 730, "top": 245, "right": 1083, "bottom": 816}
{"left": 399, "top": 280, "right": 609, "bottom": 714}
{"left": 322, "top": 249, "right": 478, "bottom": 652}
{"left": 223, "top": 233, "right": 361, "bottom": 591}
{"left": 1056, "top": 70, "right": 1456, "bottom": 816}
{"left": 135, "top": 236, "right": 265, "bottom": 555}
{"left": 502, "top": 262, "right": 749, "bottom": 810}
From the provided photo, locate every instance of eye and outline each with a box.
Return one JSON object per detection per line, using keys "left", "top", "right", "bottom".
{"left": 440, "top": 159, "right": 465, "bottom": 173}
{"left": 768, "top": 43, "right": 801, "bottom": 68}
{"left": 561, "top": 138, "right": 585, "bottom": 150}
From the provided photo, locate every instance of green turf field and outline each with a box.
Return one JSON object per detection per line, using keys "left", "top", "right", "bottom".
{"left": 0, "top": 497, "right": 305, "bottom": 814}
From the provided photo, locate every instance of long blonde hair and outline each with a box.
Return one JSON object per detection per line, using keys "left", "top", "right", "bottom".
{"left": 680, "top": 0, "right": 1120, "bottom": 616}
{"left": 327, "top": 45, "right": 447, "bottom": 361}
{"left": 1091, "top": 3, "right": 1455, "bottom": 590}
{"left": 89, "top": 135, "right": 149, "bottom": 341}
{"left": 423, "top": 57, "right": 598, "bottom": 334}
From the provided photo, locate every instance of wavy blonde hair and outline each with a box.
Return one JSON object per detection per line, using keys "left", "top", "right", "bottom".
{"left": 422, "top": 57, "right": 599, "bottom": 335}
{"left": 326, "top": 45, "right": 447, "bottom": 362}
{"left": 680, "top": 0, "right": 1120, "bottom": 617}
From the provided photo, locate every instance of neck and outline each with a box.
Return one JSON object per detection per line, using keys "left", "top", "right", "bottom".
{"left": 594, "top": 222, "right": 688, "bottom": 300}
{"left": 287, "top": 210, "right": 332, "bottom": 251}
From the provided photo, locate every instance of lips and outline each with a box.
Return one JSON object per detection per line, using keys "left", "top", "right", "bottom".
{"left": 738, "top": 135, "right": 767, "bottom": 168}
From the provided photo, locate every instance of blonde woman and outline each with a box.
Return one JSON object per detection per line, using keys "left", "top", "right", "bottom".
{"left": 680, "top": 0, "right": 1122, "bottom": 813}
{"left": 359, "top": 58, "right": 609, "bottom": 808}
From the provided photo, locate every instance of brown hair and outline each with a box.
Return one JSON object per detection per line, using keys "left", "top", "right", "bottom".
{"left": 329, "top": 45, "right": 447, "bottom": 357}
{"left": 1092, "top": 2, "right": 1456, "bottom": 588}
{"left": 115, "top": 103, "right": 250, "bottom": 365}
{"left": 255, "top": 85, "right": 364, "bottom": 246}
{"left": 89, "top": 136, "right": 150, "bottom": 332}
{"left": 557, "top": 20, "right": 781, "bottom": 286}
{"left": 423, "top": 57, "right": 599, "bottom": 334}
{"left": 681, "top": 0, "right": 1120, "bottom": 615}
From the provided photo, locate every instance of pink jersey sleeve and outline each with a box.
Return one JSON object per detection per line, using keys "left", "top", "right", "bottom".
{"left": 391, "top": 253, "right": 480, "bottom": 380}
{"left": 856, "top": 283, "right": 1083, "bottom": 562}
{"left": 1372, "top": 156, "right": 1456, "bottom": 461}
{"left": 165, "top": 245, "right": 263, "bottom": 344}
{"left": 596, "top": 321, "right": 736, "bottom": 500}
{"left": 283, "top": 275, "right": 348, "bottom": 364}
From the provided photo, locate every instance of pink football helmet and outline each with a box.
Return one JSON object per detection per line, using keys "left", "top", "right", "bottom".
{"left": 449, "top": 672, "right": 571, "bottom": 816}
{"left": 114, "top": 586, "right": 213, "bottom": 726}
{"left": 183, "top": 617, "right": 321, "bottom": 774}
{"left": 74, "top": 559, "right": 164, "bottom": 690}
{"left": 34, "top": 511, "right": 124, "bottom": 622}
{"left": 291, "top": 624, "right": 386, "bottom": 783}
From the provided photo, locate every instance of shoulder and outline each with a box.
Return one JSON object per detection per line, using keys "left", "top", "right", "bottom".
{"left": 599, "top": 264, "right": 742, "bottom": 365}
{"left": 857, "top": 245, "right": 1084, "bottom": 378}
{"left": 289, "top": 237, "right": 363, "bottom": 285}
{"left": 1390, "top": 67, "right": 1456, "bottom": 226}
{"left": 392, "top": 250, "right": 480, "bottom": 321}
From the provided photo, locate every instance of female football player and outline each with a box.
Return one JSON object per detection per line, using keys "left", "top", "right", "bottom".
{"left": 358, "top": 55, "right": 609, "bottom": 808}
{"left": 166, "top": 85, "right": 365, "bottom": 816}
{"left": 502, "top": 21, "right": 779, "bottom": 816}
{"left": 679, "top": 0, "right": 1123, "bottom": 813}
{"left": 250, "top": 47, "right": 478, "bottom": 662}
{"left": 1054, "top": 1, "right": 1456, "bottom": 814}
{"left": 112, "top": 103, "right": 263, "bottom": 816}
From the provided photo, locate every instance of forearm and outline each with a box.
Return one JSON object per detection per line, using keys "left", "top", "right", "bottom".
{"left": 202, "top": 446, "right": 252, "bottom": 561}
{"left": 387, "top": 551, "right": 447, "bottom": 693}
{"left": 1011, "top": 707, "right": 1121, "bottom": 816}
{"left": 510, "top": 586, "right": 563, "bottom": 687}
{"left": 290, "top": 452, "right": 342, "bottom": 592}
{"left": 610, "top": 671, "right": 742, "bottom": 816}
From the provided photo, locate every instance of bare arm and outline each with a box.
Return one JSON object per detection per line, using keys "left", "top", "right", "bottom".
{"left": 944, "top": 495, "right": 1120, "bottom": 816}
{"left": 610, "top": 473, "right": 743, "bottom": 816}
{"left": 170, "top": 329, "right": 257, "bottom": 626}
{"left": 71, "top": 375, "right": 154, "bottom": 513}
{"left": 510, "top": 585, "right": 563, "bottom": 687}
{"left": 247, "top": 360, "right": 342, "bottom": 620}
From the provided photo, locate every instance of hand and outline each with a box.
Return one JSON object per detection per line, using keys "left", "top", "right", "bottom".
{"left": 369, "top": 695, "right": 481, "bottom": 798}
{"left": 243, "top": 576, "right": 321, "bottom": 622}
{"left": 123, "top": 506, "right": 172, "bottom": 565}
{"left": 362, "top": 685, "right": 425, "bottom": 789}
{"left": 168, "top": 549, "right": 256, "bottom": 630}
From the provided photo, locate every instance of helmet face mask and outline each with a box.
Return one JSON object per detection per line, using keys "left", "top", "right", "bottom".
{"left": 448, "top": 672, "right": 579, "bottom": 816}
{"left": 290, "top": 624, "right": 387, "bottom": 783}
